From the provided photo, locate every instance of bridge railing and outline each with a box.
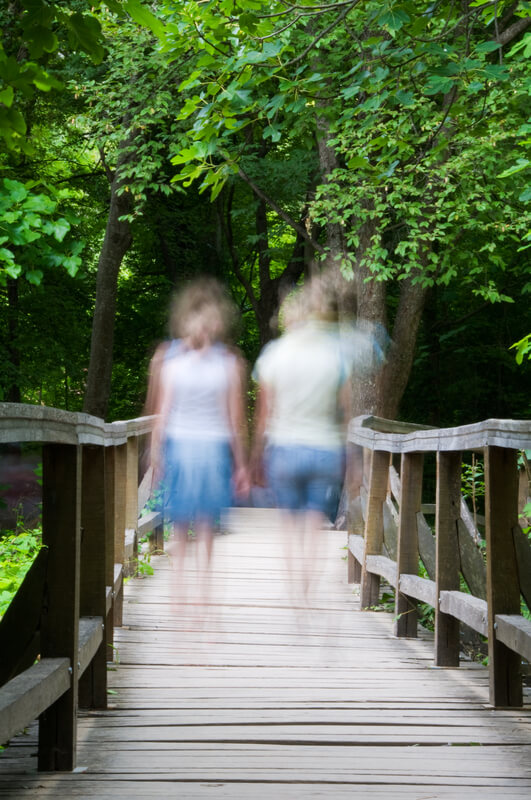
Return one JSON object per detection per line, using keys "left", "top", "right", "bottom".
{"left": 347, "top": 415, "right": 531, "bottom": 708}
{"left": 0, "top": 404, "right": 163, "bottom": 770}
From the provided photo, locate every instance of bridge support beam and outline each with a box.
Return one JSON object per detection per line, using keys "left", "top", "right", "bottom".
{"left": 435, "top": 451, "right": 461, "bottom": 666}
{"left": 485, "top": 446, "right": 522, "bottom": 707}
{"left": 360, "top": 451, "right": 389, "bottom": 609}
{"left": 79, "top": 445, "right": 108, "bottom": 709}
{"left": 38, "top": 443, "right": 81, "bottom": 771}
{"left": 395, "top": 453, "right": 423, "bottom": 637}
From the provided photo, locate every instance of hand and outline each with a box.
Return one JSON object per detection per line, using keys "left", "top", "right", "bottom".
{"left": 250, "top": 453, "right": 266, "bottom": 487}
{"left": 233, "top": 465, "right": 251, "bottom": 498}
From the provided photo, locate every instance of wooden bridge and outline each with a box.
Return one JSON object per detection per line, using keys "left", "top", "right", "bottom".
{"left": 0, "top": 404, "right": 530, "bottom": 798}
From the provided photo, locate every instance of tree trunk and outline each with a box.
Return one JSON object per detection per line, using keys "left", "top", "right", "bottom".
{"left": 316, "top": 115, "right": 347, "bottom": 264}
{"left": 83, "top": 151, "right": 133, "bottom": 420}
{"left": 375, "top": 279, "right": 428, "bottom": 419}
{"left": 347, "top": 220, "right": 429, "bottom": 419}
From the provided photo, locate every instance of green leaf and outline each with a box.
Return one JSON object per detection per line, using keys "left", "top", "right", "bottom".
{"left": 483, "top": 64, "right": 509, "bottom": 81}
{"left": 25, "top": 25, "right": 58, "bottom": 58}
{"left": 394, "top": 89, "right": 415, "bottom": 107}
{"left": 4, "top": 263, "right": 21, "bottom": 279}
{"left": 425, "top": 75, "right": 454, "bottom": 95}
{"left": 466, "top": 81, "right": 484, "bottom": 94}
{"left": 264, "top": 93, "right": 285, "bottom": 119}
{"left": 347, "top": 156, "right": 369, "bottom": 170}
{"left": 342, "top": 84, "right": 360, "bottom": 100}
{"left": 66, "top": 12, "right": 105, "bottom": 64}
{"left": 22, "top": 193, "right": 56, "bottom": 214}
{"left": 379, "top": 9, "right": 410, "bottom": 34}
{"left": 50, "top": 218, "right": 70, "bottom": 242}
{"left": 0, "top": 86, "right": 14, "bottom": 107}
{"left": 498, "top": 159, "right": 529, "bottom": 178}
{"left": 6, "top": 108, "right": 27, "bottom": 135}
{"left": 62, "top": 256, "right": 81, "bottom": 277}
{"left": 0, "top": 247, "right": 15, "bottom": 263}
{"left": 239, "top": 13, "right": 258, "bottom": 34}
{"left": 264, "top": 124, "right": 281, "bottom": 142}
{"left": 3, "top": 178, "right": 28, "bottom": 203}
{"left": 25, "top": 269, "right": 43, "bottom": 285}
{"left": 123, "top": 0, "right": 165, "bottom": 38}
{"left": 32, "top": 69, "right": 63, "bottom": 92}
{"left": 475, "top": 41, "right": 501, "bottom": 53}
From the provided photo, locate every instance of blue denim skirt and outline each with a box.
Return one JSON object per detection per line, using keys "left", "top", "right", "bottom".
{"left": 160, "top": 438, "right": 233, "bottom": 526}
{"left": 265, "top": 444, "right": 345, "bottom": 520}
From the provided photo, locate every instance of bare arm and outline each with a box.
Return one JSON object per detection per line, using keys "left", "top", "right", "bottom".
{"left": 250, "top": 382, "right": 272, "bottom": 486}
{"left": 227, "top": 354, "right": 250, "bottom": 497}
{"left": 150, "top": 359, "right": 174, "bottom": 481}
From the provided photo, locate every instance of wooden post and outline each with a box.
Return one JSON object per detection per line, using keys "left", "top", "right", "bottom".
{"left": 347, "top": 444, "right": 363, "bottom": 583}
{"left": 149, "top": 520, "right": 165, "bottom": 554}
{"left": 38, "top": 444, "right": 81, "bottom": 771}
{"left": 484, "top": 446, "right": 522, "bottom": 707}
{"left": 360, "top": 451, "right": 390, "bottom": 609}
{"left": 395, "top": 452, "right": 423, "bottom": 638}
{"left": 104, "top": 446, "right": 115, "bottom": 653}
{"left": 347, "top": 548, "right": 361, "bottom": 584}
{"left": 79, "top": 445, "right": 107, "bottom": 709}
{"left": 125, "top": 436, "right": 139, "bottom": 576}
{"left": 434, "top": 451, "right": 461, "bottom": 666}
{"left": 347, "top": 496, "right": 364, "bottom": 584}
{"left": 113, "top": 443, "right": 127, "bottom": 627}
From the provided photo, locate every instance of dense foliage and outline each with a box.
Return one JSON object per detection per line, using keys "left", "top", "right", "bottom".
{"left": 0, "top": 0, "right": 530, "bottom": 423}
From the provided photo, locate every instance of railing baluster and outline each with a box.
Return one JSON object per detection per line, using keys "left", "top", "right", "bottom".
{"left": 435, "top": 451, "right": 461, "bottom": 666}
{"left": 79, "top": 444, "right": 107, "bottom": 709}
{"left": 112, "top": 443, "right": 127, "bottom": 626}
{"left": 395, "top": 452, "right": 423, "bottom": 637}
{"left": 104, "top": 446, "right": 116, "bottom": 654}
{"left": 347, "top": 444, "right": 364, "bottom": 583}
{"left": 360, "top": 450, "right": 390, "bottom": 609}
{"left": 38, "top": 443, "right": 81, "bottom": 771}
{"left": 484, "top": 446, "right": 522, "bottom": 707}
{"left": 125, "top": 436, "right": 139, "bottom": 576}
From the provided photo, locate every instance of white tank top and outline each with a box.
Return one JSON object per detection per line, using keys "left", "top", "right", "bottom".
{"left": 162, "top": 341, "right": 235, "bottom": 442}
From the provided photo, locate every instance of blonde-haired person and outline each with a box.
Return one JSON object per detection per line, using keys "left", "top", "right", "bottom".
{"left": 150, "top": 277, "right": 249, "bottom": 613}
{"left": 252, "top": 278, "right": 351, "bottom": 605}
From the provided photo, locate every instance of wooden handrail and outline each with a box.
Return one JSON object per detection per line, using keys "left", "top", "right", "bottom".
{"left": 347, "top": 414, "right": 531, "bottom": 709}
{"left": 0, "top": 403, "right": 164, "bottom": 770}
{"left": 349, "top": 414, "right": 531, "bottom": 452}
{"left": 0, "top": 403, "right": 155, "bottom": 446}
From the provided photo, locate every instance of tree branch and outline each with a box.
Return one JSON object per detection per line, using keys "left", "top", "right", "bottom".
{"left": 237, "top": 166, "right": 324, "bottom": 254}
{"left": 283, "top": 2, "right": 360, "bottom": 68}
{"left": 497, "top": 16, "right": 531, "bottom": 46}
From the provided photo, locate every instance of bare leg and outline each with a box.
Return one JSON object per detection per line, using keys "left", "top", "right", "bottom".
{"left": 282, "top": 510, "right": 305, "bottom": 606}
{"left": 167, "top": 522, "right": 188, "bottom": 608}
{"left": 193, "top": 519, "right": 215, "bottom": 624}
{"left": 302, "top": 509, "right": 326, "bottom": 601}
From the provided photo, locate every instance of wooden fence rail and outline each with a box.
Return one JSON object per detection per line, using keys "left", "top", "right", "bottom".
{"left": 347, "top": 415, "right": 531, "bottom": 709}
{"left": 0, "top": 404, "right": 164, "bottom": 770}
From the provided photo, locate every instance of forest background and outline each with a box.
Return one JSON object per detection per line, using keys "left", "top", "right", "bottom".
{"left": 1, "top": 0, "right": 531, "bottom": 428}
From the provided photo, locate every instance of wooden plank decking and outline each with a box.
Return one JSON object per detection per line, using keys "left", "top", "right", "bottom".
{"left": 1, "top": 508, "right": 530, "bottom": 798}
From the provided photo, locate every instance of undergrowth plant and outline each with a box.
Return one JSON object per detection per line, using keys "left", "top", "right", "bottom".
{"left": 0, "top": 518, "right": 43, "bottom": 616}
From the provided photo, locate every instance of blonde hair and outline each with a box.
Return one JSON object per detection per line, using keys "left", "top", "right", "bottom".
{"left": 278, "top": 276, "right": 340, "bottom": 332}
{"left": 278, "top": 287, "right": 307, "bottom": 331}
{"left": 169, "top": 277, "right": 237, "bottom": 348}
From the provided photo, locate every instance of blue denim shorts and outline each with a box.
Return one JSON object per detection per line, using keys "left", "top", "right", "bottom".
{"left": 265, "top": 444, "right": 345, "bottom": 520}
{"left": 161, "top": 438, "right": 232, "bottom": 526}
